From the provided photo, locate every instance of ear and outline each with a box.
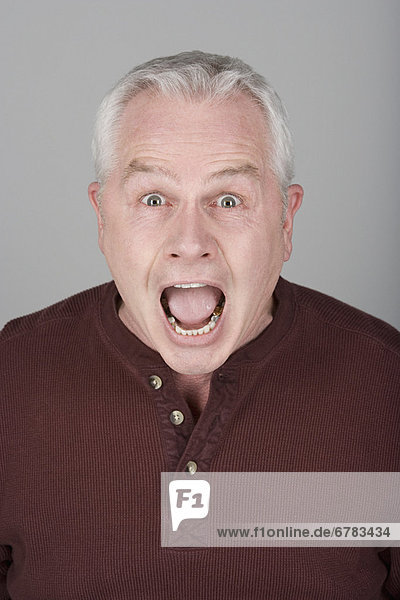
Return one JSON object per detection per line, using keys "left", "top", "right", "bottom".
{"left": 88, "top": 182, "right": 105, "bottom": 252}
{"left": 283, "top": 184, "right": 303, "bottom": 262}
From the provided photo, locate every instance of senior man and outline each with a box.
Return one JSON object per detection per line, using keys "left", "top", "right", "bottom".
{"left": 1, "top": 51, "right": 399, "bottom": 599}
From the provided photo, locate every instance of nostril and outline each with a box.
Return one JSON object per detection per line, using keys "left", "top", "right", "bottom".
{"left": 170, "top": 251, "right": 210, "bottom": 258}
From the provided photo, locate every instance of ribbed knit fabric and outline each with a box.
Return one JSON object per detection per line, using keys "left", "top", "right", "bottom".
{"left": 0, "top": 278, "right": 399, "bottom": 599}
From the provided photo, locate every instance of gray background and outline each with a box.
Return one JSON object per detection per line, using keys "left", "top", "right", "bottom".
{"left": 1, "top": 0, "right": 399, "bottom": 329}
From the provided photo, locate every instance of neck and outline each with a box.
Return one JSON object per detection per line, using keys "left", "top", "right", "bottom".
{"left": 173, "top": 371, "right": 212, "bottom": 421}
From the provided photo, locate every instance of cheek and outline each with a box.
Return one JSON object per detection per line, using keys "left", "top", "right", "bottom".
{"left": 101, "top": 217, "right": 151, "bottom": 276}
{"left": 230, "top": 223, "right": 284, "bottom": 278}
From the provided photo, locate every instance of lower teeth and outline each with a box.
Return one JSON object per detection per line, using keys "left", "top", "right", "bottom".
{"left": 168, "top": 314, "right": 220, "bottom": 336}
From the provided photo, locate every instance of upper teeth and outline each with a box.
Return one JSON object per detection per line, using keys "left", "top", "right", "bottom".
{"left": 173, "top": 283, "right": 207, "bottom": 288}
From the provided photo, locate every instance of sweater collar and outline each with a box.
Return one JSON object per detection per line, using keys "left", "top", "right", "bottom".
{"left": 99, "top": 276, "right": 296, "bottom": 371}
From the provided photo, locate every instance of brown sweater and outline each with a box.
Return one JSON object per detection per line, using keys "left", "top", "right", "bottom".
{"left": 0, "top": 278, "right": 399, "bottom": 599}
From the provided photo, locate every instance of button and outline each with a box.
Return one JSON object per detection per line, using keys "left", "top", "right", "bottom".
{"left": 185, "top": 460, "right": 198, "bottom": 474}
{"left": 170, "top": 410, "right": 184, "bottom": 425}
{"left": 149, "top": 375, "right": 162, "bottom": 390}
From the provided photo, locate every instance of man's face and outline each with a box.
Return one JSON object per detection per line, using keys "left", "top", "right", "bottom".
{"left": 89, "top": 91, "right": 302, "bottom": 375}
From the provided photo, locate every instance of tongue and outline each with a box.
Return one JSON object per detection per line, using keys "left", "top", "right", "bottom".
{"left": 164, "top": 285, "right": 222, "bottom": 328}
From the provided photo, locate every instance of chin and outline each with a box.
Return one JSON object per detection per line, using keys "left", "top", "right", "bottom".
{"left": 159, "top": 344, "right": 229, "bottom": 376}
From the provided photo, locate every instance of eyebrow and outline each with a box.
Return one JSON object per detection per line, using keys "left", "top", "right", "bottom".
{"left": 122, "top": 159, "right": 178, "bottom": 183}
{"left": 122, "top": 159, "right": 260, "bottom": 184}
{"left": 206, "top": 163, "right": 261, "bottom": 182}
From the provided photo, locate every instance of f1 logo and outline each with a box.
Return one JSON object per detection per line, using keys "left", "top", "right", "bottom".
{"left": 169, "top": 480, "right": 210, "bottom": 531}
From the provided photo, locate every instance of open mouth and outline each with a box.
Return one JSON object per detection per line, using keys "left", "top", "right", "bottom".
{"left": 160, "top": 283, "right": 225, "bottom": 336}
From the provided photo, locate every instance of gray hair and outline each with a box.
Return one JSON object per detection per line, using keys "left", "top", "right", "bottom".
{"left": 92, "top": 51, "right": 295, "bottom": 207}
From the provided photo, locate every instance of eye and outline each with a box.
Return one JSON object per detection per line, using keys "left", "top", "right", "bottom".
{"left": 141, "top": 193, "right": 166, "bottom": 206}
{"left": 216, "top": 194, "right": 242, "bottom": 208}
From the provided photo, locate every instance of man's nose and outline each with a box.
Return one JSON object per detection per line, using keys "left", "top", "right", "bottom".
{"left": 164, "top": 206, "right": 217, "bottom": 261}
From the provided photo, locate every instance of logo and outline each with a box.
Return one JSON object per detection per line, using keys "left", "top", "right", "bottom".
{"left": 169, "top": 480, "right": 210, "bottom": 531}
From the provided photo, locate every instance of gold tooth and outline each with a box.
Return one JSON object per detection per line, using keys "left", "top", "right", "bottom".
{"left": 213, "top": 304, "right": 223, "bottom": 316}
